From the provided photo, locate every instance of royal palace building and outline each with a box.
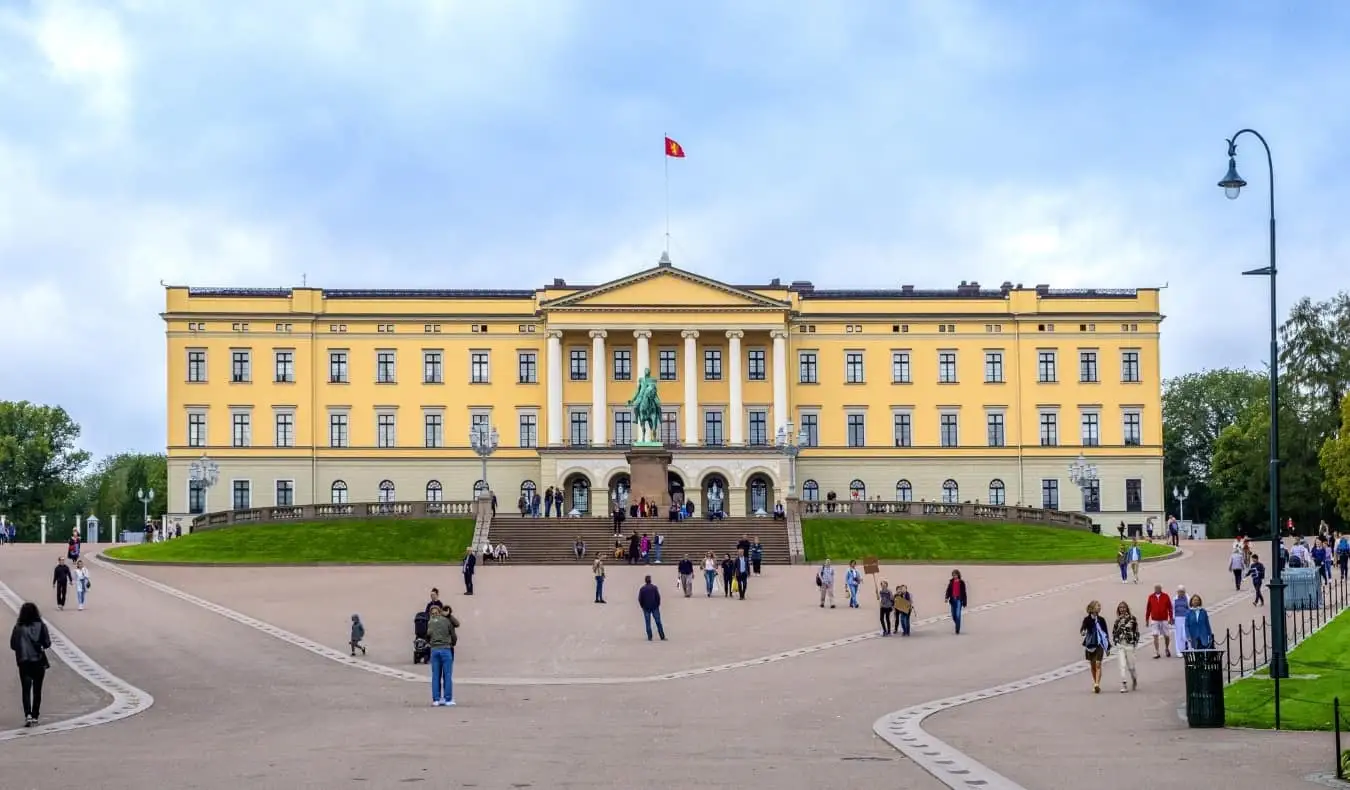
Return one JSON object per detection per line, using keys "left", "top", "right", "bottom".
{"left": 163, "top": 255, "right": 1164, "bottom": 528}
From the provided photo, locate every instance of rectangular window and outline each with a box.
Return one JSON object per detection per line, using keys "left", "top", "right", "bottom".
{"left": 892, "top": 351, "right": 911, "bottom": 383}
{"left": 1040, "top": 413, "right": 1058, "bottom": 446}
{"left": 704, "top": 348, "right": 723, "bottom": 381}
{"left": 613, "top": 349, "right": 632, "bottom": 381}
{"left": 984, "top": 351, "right": 1003, "bottom": 383}
{"left": 799, "top": 352, "right": 818, "bottom": 383}
{"left": 423, "top": 351, "right": 443, "bottom": 384}
{"left": 846, "top": 413, "right": 866, "bottom": 447}
{"left": 418, "top": 413, "right": 440, "bottom": 448}
{"left": 231, "top": 413, "right": 251, "bottom": 447}
{"left": 188, "top": 480, "right": 207, "bottom": 514}
{"left": 614, "top": 411, "right": 633, "bottom": 445}
{"left": 1123, "top": 411, "right": 1142, "bottom": 446}
{"left": 938, "top": 352, "right": 957, "bottom": 383}
{"left": 1121, "top": 350, "right": 1141, "bottom": 383}
{"left": 274, "top": 351, "right": 294, "bottom": 383}
{"left": 940, "top": 413, "right": 959, "bottom": 447}
{"left": 893, "top": 413, "right": 912, "bottom": 447}
{"left": 1079, "top": 351, "right": 1098, "bottom": 383}
{"left": 329, "top": 414, "right": 348, "bottom": 448}
{"left": 659, "top": 349, "right": 678, "bottom": 381}
{"left": 748, "top": 410, "right": 768, "bottom": 445}
{"left": 377, "top": 414, "right": 396, "bottom": 448}
{"left": 1083, "top": 479, "right": 1101, "bottom": 513}
{"left": 747, "top": 349, "right": 766, "bottom": 381}
{"left": 231, "top": 350, "right": 251, "bottom": 383}
{"left": 704, "top": 410, "right": 724, "bottom": 446}
{"left": 471, "top": 412, "right": 490, "bottom": 434}
{"left": 274, "top": 412, "right": 294, "bottom": 448}
{"left": 1042, "top": 479, "right": 1060, "bottom": 510}
{"left": 569, "top": 411, "right": 589, "bottom": 445}
{"left": 1037, "top": 351, "right": 1057, "bottom": 383}
{"left": 987, "top": 413, "right": 1005, "bottom": 447}
{"left": 1081, "top": 413, "right": 1100, "bottom": 446}
{"left": 801, "top": 413, "right": 819, "bottom": 447}
{"left": 845, "top": 352, "right": 865, "bottom": 383}
{"left": 329, "top": 351, "right": 348, "bottom": 383}
{"left": 471, "top": 351, "right": 490, "bottom": 384}
{"left": 187, "top": 350, "right": 207, "bottom": 382}
{"left": 660, "top": 411, "right": 679, "bottom": 444}
{"left": 1125, "top": 479, "right": 1143, "bottom": 512}
{"left": 188, "top": 413, "right": 207, "bottom": 448}
{"left": 570, "top": 349, "right": 588, "bottom": 381}
{"left": 518, "top": 351, "right": 537, "bottom": 384}
{"left": 275, "top": 480, "right": 294, "bottom": 507}
{"left": 232, "top": 480, "right": 251, "bottom": 511}
{"left": 376, "top": 351, "right": 396, "bottom": 383}
{"left": 518, "top": 413, "right": 538, "bottom": 448}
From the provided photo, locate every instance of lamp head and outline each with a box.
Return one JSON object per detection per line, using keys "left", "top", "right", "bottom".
{"left": 1218, "top": 151, "right": 1246, "bottom": 200}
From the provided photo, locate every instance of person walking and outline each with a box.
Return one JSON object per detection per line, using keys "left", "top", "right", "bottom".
{"left": 425, "top": 605, "right": 459, "bottom": 706}
{"left": 653, "top": 532, "right": 665, "bottom": 564}
{"left": 638, "top": 575, "right": 666, "bottom": 641}
{"left": 677, "top": 555, "right": 694, "bottom": 598}
{"left": 1116, "top": 544, "right": 1129, "bottom": 584}
{"left": 1229, "top": 549, "right": 1246, "bottom": 591}
{"left": 592, "top": 553, "right": 607, "bottom": 604}
{"left": 702, "top": 552, "right": 717, "bottom": 598}
{"left": 10, "top": 602, "right": 52, "bottom": 727}
{"left": 1111, "top": 601, "right": 1140, "bottom": 692}
{"left": 1184, "top": 594, "right": 1214, "bottom": 649}
{"left": 735, "top": 549, "right": 750, "bottom": 600}
{"left": 720, "top": 554, "right": 735, "bottom": 598}
{"left": 895, "top": 584, "right": 914, "bottom": 636}
{"left": 52, "top": 558, "right": 72, "bottom": 611}
{"left": 817, "top": 559, "right": 836, "bottom": 608}
{"left": 461, "top": 546, "right": 476, "bottom": 596}
{"left": 1336, "top": 535, "right": 1350, "bottom": 582}
{"left": 845, "top": 560, "right": 862, "bottom": 609}
{"left": 1126, "top": 539, "right": 1142, "bottom": 583}
{"left": 72, "top": 559, "right": 90, "bottom": 611}
{"left": 1247, "top": 554, "right": 1266, "bottom": 606}
{"left": 878, "top": 581, "right": 895, "bottom": 636}
{"left": 67, "top": 530, "right": 81, "bottom": 562}
{"left": 750, "top": 537, "right": 763, "bottom": 576}
{"left": 1080, "top": 600, "right": 1111, "bottom": 693}
{"left": 944, "top": 570, "right": 968, "bottom": 634}
{"left": 1144, "top": 584, "right": 1173, "bottom": 658}
{"left": 349, "top": 614, "right": 367, "bottom": 656}
{"left": 1172, "top": 585, "right": 1190, "bottom": 657}
{"left": 544, "top": 487, "right": 555, "bottom": 520}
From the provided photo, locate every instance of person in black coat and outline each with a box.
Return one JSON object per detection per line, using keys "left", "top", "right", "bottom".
{"left": 943, "top": 570, "right": 969, "bottom": 634}
{"left": 52, "top": 558, "right": 73, "bottom": 611}
{"left": 627, "top": 532, "right": 641, "bottom": 565}
{"left": 720, "top": 554, "right": 735, "bottom": 597}
{"left": 462, "top": 547, "right": 477, "bottom": 595}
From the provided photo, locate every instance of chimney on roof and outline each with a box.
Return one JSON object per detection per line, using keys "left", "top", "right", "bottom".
{"left": 901, "top": 285, "right": 915, "bottom": 295}
{"left": 1035, "top": 284, "right": 1050, "bottom": 296}
{"left": 657, "top": 251, "right": 672, "bottom": 267}
{"left": 1016, "top": 283, "right": 1024, "bottom": 289}
{"left": 956, "top": 281, "right": 980, "bottom": 296}
{"left": 789, "top": 280, "right": 814, "bottom": 292}
{"left": 552, "top": 278, "right": 566, "bottom": 287}
{"left": 769, "top": 278, "right": 781, "bottom": 286}
{"left": 1000, "top": 281, "right": 1013, "bottom": 296}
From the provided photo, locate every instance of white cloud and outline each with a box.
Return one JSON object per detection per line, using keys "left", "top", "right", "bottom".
{"left": 29, "top": 0, "right": 132, "bottom": 123}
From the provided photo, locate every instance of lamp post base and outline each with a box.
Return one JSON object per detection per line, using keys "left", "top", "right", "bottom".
{"left": 1268, "top": 578, "right": 1290, "bottom": 679}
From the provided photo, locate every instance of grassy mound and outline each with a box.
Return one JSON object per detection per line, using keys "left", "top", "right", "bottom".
{"left": 802, "top": 519, "right": 1175, "bottom": 564}
{"left": 104, "top": 518, "right": 475, "bottom": 564}
{"left": 1225, "top": 608, "right": 1350, "bottom": 730}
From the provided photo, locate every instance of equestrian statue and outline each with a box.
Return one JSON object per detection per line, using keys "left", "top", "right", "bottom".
{"left": 628, "top": 367, "right": 663, "bottom": 445}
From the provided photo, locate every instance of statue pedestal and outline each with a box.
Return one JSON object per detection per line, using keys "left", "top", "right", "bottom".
{"left": 625, "top": 445, "right": 673, "bottom": 510}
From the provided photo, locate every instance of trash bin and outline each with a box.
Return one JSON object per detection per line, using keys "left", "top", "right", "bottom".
{"left": 1090, "top": 523, "right": 1101, "bottom": 535}
{"left": 1283, "top": 567, "right": 1322, "bottom": 610}
{"left": 1183, "top": 649, "right": 1225, "bottom": 727}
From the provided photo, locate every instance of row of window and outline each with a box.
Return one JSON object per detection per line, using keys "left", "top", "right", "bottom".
{"left": 194, "top": 477, "right": 500, "bottom": 513}
{"left": 190, "top": 346, "right": 1145, "bottom": 387}
{"left": 798, "top": 477, "right": 1146, "bottom": 512}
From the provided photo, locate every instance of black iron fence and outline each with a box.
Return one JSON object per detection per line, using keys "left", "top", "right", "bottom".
{"left": 1336, "top": 697, "right": 1347, "bottom": 781}
{"left": 1215, "top": 575, "right": 1349, "bottom": 682}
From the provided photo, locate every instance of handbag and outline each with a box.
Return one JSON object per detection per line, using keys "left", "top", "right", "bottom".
{"left": 815, "top": 574, "right": 822, "bottom": 587}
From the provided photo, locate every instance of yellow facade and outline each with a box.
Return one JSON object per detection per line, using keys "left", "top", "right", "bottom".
{"left": 163, "top": 258, "right": 1164, "bottom": 527}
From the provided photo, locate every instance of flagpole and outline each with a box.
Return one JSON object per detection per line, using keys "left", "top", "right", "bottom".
{"left": 663, "top": 133, "right": 671, "bottom": 253}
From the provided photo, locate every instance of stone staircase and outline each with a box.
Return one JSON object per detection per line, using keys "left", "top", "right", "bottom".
{"left": 483, "top": 515, "right": 793, "bottom": 565}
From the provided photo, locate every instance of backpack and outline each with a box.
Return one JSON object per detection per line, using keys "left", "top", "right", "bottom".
{"left": 1082, "top": 620, "right": 1102, "bottom": 650}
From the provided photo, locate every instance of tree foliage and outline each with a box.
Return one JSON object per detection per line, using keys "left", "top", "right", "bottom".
{"left": 0, "top": 401, "right": 90, "bottom": 537}
{"left": 1321, "top": 398, "right": 1350, "bottom": 520}
{"left": 1161, "top": 368, "right": 1266, "bottom": 526}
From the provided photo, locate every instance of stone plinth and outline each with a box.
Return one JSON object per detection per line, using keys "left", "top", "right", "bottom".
{"left": 625, "top": 446, "right": 673, "bottom": 510}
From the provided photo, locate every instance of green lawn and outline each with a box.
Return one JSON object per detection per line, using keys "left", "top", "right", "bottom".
{"left": 801, "top": 519, "right": 1174, "bottom": 564}
{"left": 104, "top": 518, "right": 475, "bottom": 564}
{"left": 1225, "top": 608, "right": 1350, "bottom": 730}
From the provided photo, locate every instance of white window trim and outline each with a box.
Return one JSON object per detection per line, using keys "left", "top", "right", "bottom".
{"left": 844, "top": 409, "right": 867, "bottom": 447}
{"left": 327, "top": 407, "right": 351, "bottom": 448}
{"left": 229, "top": 348, "right": 252, "bottom": 383}
{"left": 229, "top": 407, "right": 253, "bottom": 448}
{"left": 273, "top": 478, "right": 296, "bottom": 507}
{"left": 937, "top": 348, "right": 959, "bottom": 383}
{"left": 186, "top": 348, "right": 208, "bottom": 382}
{"left": 517, "top": 349, "right": 539, "bottom": 384}
{"left": 272, "top": 407, "right": 296, "bottom": 448}
{"left": 516, "top": 407, "right": 540, "bottom": 448}
{"left": 375, "top": 348, "right": 397, "bottom": 383}
{"left": 891, "top": 349, "right": 912, "bottom": 383}
{"left": 844, "top": 349, "right": 866, "bottom": 384}
{"left": 746, "top": 346, "right": 768, "bottom": 381}
{"left": 229, "top": 478, "right": 252, "bottom": 510}
{"left": 469, "top": 348, "right": 491, "bottom": 384}
{"left": 611, "top": 346, "right": 634, "bottom": 381}
{"left": 938, "top": 409, "right": 960, "bottom": 447}
{"left": 422, "top": 408, "right": 446, "bottom": 449}
{"left": 423, "top": 349, "right": 445, "bottom": 384}
{"left": 984, "top": 407, "right": 1007, "bottom": 447}
{"left": 185, "top": 477, "right": 210, "bottom": 515}
{"left": 566, "top": 406, "right": 590, "bottom": 444}
{"left": 186, "top": 408, "right": 209, "bottom": 448}
{"left": 376, "top": 410, "right": 398, "bottom": 448}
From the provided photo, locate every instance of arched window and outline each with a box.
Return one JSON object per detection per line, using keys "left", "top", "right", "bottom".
{"left": 521, "top": 480, "right": 537, "bottom": 501}
{"left": 988, "top": 479, "right": 1006, "bottom": 506}
{"left": 330, "top": 480, "right": 348, "bottom": 505}
{"left": 748, "top": 475, "right": 770, "bottom": 513}
{"left": 802, "top": 480, "right": 820, "bottom": 501}
{"left": 849, "top": 479, "right": 866, "bottom": 500}
{"left": 472, "top": 479, "right": 488, "bottom": 497}
{"left": 570, "top": 477, "right": 591, "bottom": 514}
{"left": 941, "top": 479, "right": 959, "bottom": 504}
{"left": 896, "top": 480, "right": 913, "bottom": 502}
{"left": 425, "top": 480, "right": 443, "bottom": 502}
{"left": 378, "top": 480, "right": 396, "bottom": 503}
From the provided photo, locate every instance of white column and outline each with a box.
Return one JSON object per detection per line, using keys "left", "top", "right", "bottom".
{"left": 40, "top": 514, "right": 47, "bottom": 544}
{"left": 682, "top": 329, "right": 700, "bottom": 445}
{"left": 727, "top": 330, "right": 744, "bottom": 445}
{"left": 634, "top": 330, "right": 652, "bottom": 377}
{"left": 546, "top": 330, "right": 563, "bottom": 446}
{"left": 590, "top": 329, "right": 607, "bottom": 445}
{"left": 771, "top": 329, "right": 789, "bottom": 433}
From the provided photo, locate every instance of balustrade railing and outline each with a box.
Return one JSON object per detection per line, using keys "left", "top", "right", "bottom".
{"left": 798, "top": 499, "right": 1093, "bottom": 529}
{"left": 191, "top": 500, "right": 479, "bottom": 530}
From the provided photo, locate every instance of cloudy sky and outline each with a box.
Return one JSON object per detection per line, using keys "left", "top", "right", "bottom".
{"left": 1, "top": 0, "right": 1348, "bottom": 459}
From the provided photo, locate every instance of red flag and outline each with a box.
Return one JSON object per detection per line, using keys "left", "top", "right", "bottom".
{"left": 664, "top": 137, "right": 686, "bottom": 158}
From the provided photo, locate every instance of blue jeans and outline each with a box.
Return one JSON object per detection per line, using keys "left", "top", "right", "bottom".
{"left": 654, "top": 544, "right": 663, "bottom": 563}
{"left": 848, "top": 584, "right": 859, "bottom": 608}
{"left": 643, "top": 608, "right": 666, "bottom": 640}
{"left": 594, "top": 576, "right": 605, "bottom": 601}
{"left": 76, "top": 582, "right": 87, "bottom": 607}
{"left": 899, "top": 611, "right": 911, "bottom": 635}
{"left": 949, "top": 600, "right": 963, "bottom": 633}
{"left": 1119, "top": 563, "right": 1128, "bottom": 581}
{"left": 704, "top": 570, "right": 716, "bottom": 596}
{"left": 430, "top": 648, "right": 454, "bottom": 702}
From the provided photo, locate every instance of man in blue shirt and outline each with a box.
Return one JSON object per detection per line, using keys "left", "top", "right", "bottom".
{"left": 736, "top": 549, "right": 750, "bottom": 600}
{"left": 638, "top": 575, "right": 666, "bottom": 641}
{"left": 1126, "top": 540, "right": 1143, "bottom": 584}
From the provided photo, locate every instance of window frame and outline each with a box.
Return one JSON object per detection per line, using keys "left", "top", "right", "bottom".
{"left": 1121, "top": 350, "right": 1141, "bottom": 383}
{"left": 376, "top": 412, "right": 397, "bottom": 448}
{"left": 892, "top": 350, "right": 912, "bottom": 384}
{"left": 231, "top": 350, "right": 251, "bottom": 383}
{"left": 231, "top": 412, "right": 251, "bottom": 448}
{"left": 274, "top": 350, "right": 295, "bottom": 383}
{"left": 984, "top": 351, "right": 1004, "bottom": 383}
{"left": 938, "top": 351, "right": 957, "bottom": 384}
{"left": 329, "top": 413, "right": 349, "bottom": 448}
{"left": 1079, "top": 350, "right": 1099, "bottom": 383}
{"left": 518, "top": 351, "right": 538, "bottom": 384}
{"left": 939, "top": 412, "right": 959, "bottom": 447}
{"left": 658, "top": 348, "right": 678, "bottom": 381}
{"left": 569, "top": 348, "right": 588, "bottom": 381}
{"left": 376, "top": 350, "right": 397, "bottom": 383}
{"left": 798, "top": 351, "right": 818, "bottom": 384}
{"left": 703, "top": 348, "right": 723, "bottom": 381}
{"left": 846, "top": 412, "right": 866, "bottom": 447}
{"left": 747, "top": 348, "right": 766, "bottom": 381}
{"left": 470, "top": 350, "right": 491, "bottom": 384}
{"left": 1039, "top": 411, "right": 1059, "bottom": 446}
{"left": 845, "top": 351, "right": 865, "bottom": 384}
{"left": 423, "top": 350, "right": 444, "bottom": 384}
{"left": 187, "top": 349, "right": 208, "bottom": 382}
{"left": 328, "top": 350, "right": 349, "bottom": 383}
{"left": 1037, "top": 350, "right": 1057, "bottom": 383}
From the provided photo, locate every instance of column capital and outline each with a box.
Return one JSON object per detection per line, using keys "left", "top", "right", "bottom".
{"left": 589, "top": 329, "right": 608, "bottom": 340}
{"left": 725, "top": 330, "right": 745, "bottom": 340}
{"left": 633, "top": 330, "right": 653, "bottom": 340}
{"left": 547, "top": 329, "right": 564, "bottom": 340}
{"left": 769, "top": 329, "right": 790, "bottom": 340}
{"left": 681, "top": 329, "right": 700, "bottom": 340}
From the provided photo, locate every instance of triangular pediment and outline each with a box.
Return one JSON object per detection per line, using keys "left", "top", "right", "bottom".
{"left": 543, "top": 265, "right": 788, "bottom": 310}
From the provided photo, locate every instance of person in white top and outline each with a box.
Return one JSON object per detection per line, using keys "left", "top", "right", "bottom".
{"left": 73, "top": 559, "right": 91, "bottom": 611}
{"left": 702, "top": 553, "right": 718, "bottom": 598}
{"left": 494, "top": 543, "right": 509, "bottom": 563}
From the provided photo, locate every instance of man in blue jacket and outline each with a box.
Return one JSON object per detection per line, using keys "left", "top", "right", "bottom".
{"left": 638, "top": 575, "right": 666, "bottom": 641}
{"left": 462, "top": 546, "right": 477, "bottom": 595}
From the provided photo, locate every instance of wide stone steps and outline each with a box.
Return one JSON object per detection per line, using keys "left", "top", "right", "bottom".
{"left": 483, "top": 516, "right": 792, "bottom": 565}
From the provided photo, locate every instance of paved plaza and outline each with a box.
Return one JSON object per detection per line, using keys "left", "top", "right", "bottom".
{"left": 0, "top": 542, "right": 1335, "bottom": 789}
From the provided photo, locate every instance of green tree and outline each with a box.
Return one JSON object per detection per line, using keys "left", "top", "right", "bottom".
{"left": 1161, "top": 369, "right": 1266, "bottom": 524}
{"left": 1280, "top": 293, "right": 1350, "bottom": 434}
{"left": 0, "top": 401, "right": 91, "bottom": 539}
{"left": 1321, "top": 397, "right": 1350, "bottom": 520}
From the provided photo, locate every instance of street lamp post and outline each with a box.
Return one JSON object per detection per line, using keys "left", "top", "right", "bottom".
{"left": 775, "top": 422, "right": 809, "bottom": 496}
{"left": 1218, "top": 130, "right": 1290, "bottom": 708}
{"left": 469, "top": 424, "right": 500, "bottom": 496}
{"left": 1067, "top": 453, "right": 1099, "bottom": 515}
{"left": 188, "top": 454, "right": 220, "bottom": 531}
{"left": 1172, "top": 485, "right": 1190, "bottom": 524}
{"left": 137, "top": 488, "right": 155, "bottom": 529}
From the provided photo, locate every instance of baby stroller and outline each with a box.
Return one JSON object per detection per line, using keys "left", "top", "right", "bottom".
{"left": 413, "top": 612, "right": 431, "bottom": 664}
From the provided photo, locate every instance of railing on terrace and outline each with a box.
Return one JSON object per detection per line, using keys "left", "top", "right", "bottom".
{"left": 799, "top": 499, "right": 1094, "bottom": 529}
{"left": 192, "top": 500, "right": 478, "bottom": 530}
